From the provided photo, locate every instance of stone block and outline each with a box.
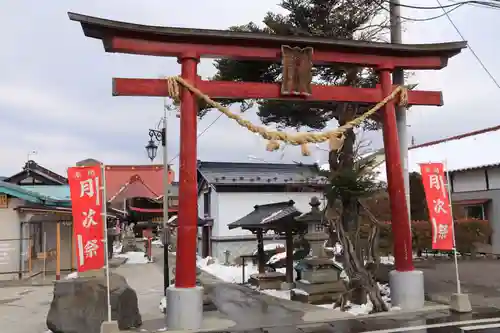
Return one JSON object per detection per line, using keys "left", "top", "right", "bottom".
{"left": 295, "top": 280, "right": 345, "bottom": 295}
{"left": 46, "top": 273, "right": 142, "bottom": 333}
{"left": 281, "top": 282, "right": 295, "bottom": 290}
{"left": 100, "top": 321, "right": 119, "bottom": 333}
{"left": 291, "top": 289, "right": 343, "bottom": 305}
{"left": 450, "top": 293, "right": 472, "bottom": 313}
{"left": 302, "top": 269, "right": 339, "bottom": 284}
{"left": 248, "top": 272, "right": 286, "bottom": 290}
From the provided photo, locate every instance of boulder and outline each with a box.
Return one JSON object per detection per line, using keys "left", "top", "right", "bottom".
{"left": 46, "top": 273, "right": 142, "bottom": 333}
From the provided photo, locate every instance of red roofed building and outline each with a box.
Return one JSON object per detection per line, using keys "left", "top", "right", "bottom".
{"left": 104, "top": 165, "right": 173, "bottom": 202}
{"left": 76, "top": 159, "right": 174, "bottom": 205}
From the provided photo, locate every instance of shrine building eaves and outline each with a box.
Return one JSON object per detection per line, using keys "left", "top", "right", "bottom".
{"left": 68, "top": 12, "right": 467, "bottom": 70}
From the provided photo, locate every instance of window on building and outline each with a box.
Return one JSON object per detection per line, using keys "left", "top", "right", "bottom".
{"left": 203, "top": 192, "right": 210, "bottom": 216}
{"left": 464, "top": 205, "right": 485, "bottom": 220}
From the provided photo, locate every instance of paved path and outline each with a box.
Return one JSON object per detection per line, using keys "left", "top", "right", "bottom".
{"left": 417, "top": 259, "right": 500, "bottom": 308}
{"left": 150, "top": 246, "right": 328, "bottom": 330}
{"left": 2, "top": 248, "right": 499, "bottom": 333}
{"left": 0, "top": 285, "right": 53, "bottom": 333}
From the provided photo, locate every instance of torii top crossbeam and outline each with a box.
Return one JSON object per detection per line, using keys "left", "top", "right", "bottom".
{"left": 68, "top": 12, "right": 465, "bottom": 106}
{"left": 69, "top": 12, "right": 464, "bottom": 69}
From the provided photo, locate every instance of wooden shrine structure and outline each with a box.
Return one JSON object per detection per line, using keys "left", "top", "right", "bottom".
{"left": 68, "top": 12, "right": 466, "bottom": 326}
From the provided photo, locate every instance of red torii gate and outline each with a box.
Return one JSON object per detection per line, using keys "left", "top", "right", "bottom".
{"left": 69, "top": 12, "right": 465, "bottom": 329}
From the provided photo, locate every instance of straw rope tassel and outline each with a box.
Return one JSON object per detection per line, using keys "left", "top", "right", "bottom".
{"left": 266, "top": 140, "right": 281, "bottom": 152}
{"left": 301, "top": 143, "right": 311, "bottom": 156}
{"left": 165, "top": 76, "right": 408, "bottom": 155}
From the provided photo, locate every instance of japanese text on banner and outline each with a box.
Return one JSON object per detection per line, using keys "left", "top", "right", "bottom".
{"left": 68, "top": 165, "right": 105, "bottom": 272}
{"left": 420, "top": 162, "right": 454, "bottom": 250}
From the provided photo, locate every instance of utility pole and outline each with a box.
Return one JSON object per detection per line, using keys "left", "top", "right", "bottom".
{"left": 390, "top": 0, "right": 411, "bottom": 218}
{"left": 162, "top": 99, "right": 170, "bottom": 298}
{"left": 389, "top": 1, "right": 425, "bottom": 312}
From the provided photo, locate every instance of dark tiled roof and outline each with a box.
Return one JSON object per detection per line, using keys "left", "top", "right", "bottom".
{"left": 228, "top": 200, "right": 301, "bottom": 230}
{"left": 4, "top": 160, "right": 68, "bottom": 184}
{"left": 449, "top": 162, "right": 500, "bottom": 173}
{"left": 197, "top": 161, "right": 325, "bottom": 186}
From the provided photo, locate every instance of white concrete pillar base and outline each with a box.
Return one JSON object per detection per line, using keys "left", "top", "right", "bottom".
{"left": 166, "top": 285, "right": 204, "bottom": 330}
{"left": 100, "top": 321, "right": 119, "bottom": 333}
{"left": 450, "top": 293, "right": 472, "bottom": 313}
{"left": 389, "top": 270, "right": 425, "bottom": 310}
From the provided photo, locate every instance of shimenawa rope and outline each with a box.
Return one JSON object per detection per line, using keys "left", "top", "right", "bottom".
{"left": 165, "top": 76, "right": 408, "bottom": 156}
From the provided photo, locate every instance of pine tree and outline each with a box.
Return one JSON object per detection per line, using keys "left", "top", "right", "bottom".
{"left": 211, "top": 0, "right": 391, "bottom": 312}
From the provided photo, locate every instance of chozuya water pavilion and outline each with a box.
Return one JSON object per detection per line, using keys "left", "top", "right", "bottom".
{"left": 68, "top": 12, "right": 466, "bottom": 330}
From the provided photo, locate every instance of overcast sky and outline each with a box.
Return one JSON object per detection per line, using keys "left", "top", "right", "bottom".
{"left": 1, "top": 0, "right": 499, "bottom": 178}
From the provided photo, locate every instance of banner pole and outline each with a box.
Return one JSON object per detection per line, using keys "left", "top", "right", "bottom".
{"left": 444, "top": 160, "right": 461, "bottom": 294}
{"left": 101, "top": 164, "right": 112, "bottom": 322}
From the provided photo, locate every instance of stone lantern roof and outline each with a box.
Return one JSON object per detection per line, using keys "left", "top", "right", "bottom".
{"left": 295, "top": 196, "right": 323, "bottom": 224}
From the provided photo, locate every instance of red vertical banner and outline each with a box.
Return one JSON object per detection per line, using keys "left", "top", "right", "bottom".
{"left": 68, "top": 165, "right": 105, "bottom": 272}
{"left": 420, "top": 162, "right": 454, "bottom": 250}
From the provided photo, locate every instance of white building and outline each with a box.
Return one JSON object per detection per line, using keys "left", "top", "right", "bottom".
{"left": 196, "top": 161, "right": 325, "bottom": 262}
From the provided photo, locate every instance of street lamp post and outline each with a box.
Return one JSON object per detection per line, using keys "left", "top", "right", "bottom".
{"left": 145, "top": 107, "right": 170, "bottom": 299}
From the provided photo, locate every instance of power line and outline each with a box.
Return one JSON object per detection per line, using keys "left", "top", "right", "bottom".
{"left": 376, "top": 0, "right": 466, "bottom": 21}
{"left": 385, "top": 0, "right": 500, "bottom": 10}
{"left": 410, "top": 124, "right": 500, "bottom": 150}
{"left": 435, "top": 0, "right": 500, "bottom": 89}
{"left": 169, "top": 0, "right": 500, "bottom": 164}
{"left": 168, "top": 113, "right": 224, "bottom": 163}
{"left": 377, "top": 0, "right": 500, "bottom": 21}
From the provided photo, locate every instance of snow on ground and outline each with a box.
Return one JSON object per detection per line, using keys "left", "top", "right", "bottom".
{"left": 255, "top": 282, "right": 397, "bottom": 315}
{"left": 198, "top": 256, "right": 258, "bottom": 283}
{"left": 115, "top": 251, "right": 151, "bottom": 264}
{"left": 252, "top": 243, "right": 284, "bottom": 255}
{"left": 159, "top": 296, "right": 167, "bottom": 314}
{"left": 324, "top": 241, "right": 343, "bottom": 255}
{"left": 198, "top": 254, "right": 397, "bottom": 316}
{"left": 152, "top": 239, "right": 163, "bottom": 246}
{"left": 267, "top": 251, "right": 287, "bottom": 265}
{"left": 113, "top": 242, "right": 123, "bottom": 254}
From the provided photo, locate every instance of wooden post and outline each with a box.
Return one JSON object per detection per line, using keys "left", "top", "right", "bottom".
{"left": 28, "top": 241, "right": 32, "bottom": 274}
{"left": 56, "top": 222, "right": 61, "bottom": 280}
{"left": 285, "top": 228, "right": 294, "bottom": 284}
{"left": 256, "top": 229, "right": 265, "bottom": 274}
{"left": 70, "top": 222, "right": 74, "bottom": 270}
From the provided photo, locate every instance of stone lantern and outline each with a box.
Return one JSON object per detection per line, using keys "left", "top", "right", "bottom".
{"left": 295, "top": 196, "right": 329, "bottom": 258}
{"left": 293, "top": 196, "right": 345, "bottom": 305}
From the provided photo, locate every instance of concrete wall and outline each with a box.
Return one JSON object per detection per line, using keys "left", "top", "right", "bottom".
{"left": 487, "top": 168, "right": 500, "bottom": 189}
{"left": 0, "top": 198, "right": 23, "bottom": 280}
{"left": 452, "top": 167, "right": 500, "bottom": 193}
{"left": 453, "top": 170, "right": 487, "bottom": 193}
{"left": 203, "top": 191, "right": 323, "bottom": 239}
{"left": 450, "top": 166, "right": 500, "bottom": 253}
{"left": 60, "top": 222, "right": 74, "bottom": 271}
{"left": 196, "top": 189, "right": 322, "bottom": 262}
{"left": 211, "top": 238, "right": 286, "bottom": 264}
{"left": 452, "top": 189, "right": 500, "bottom": 253}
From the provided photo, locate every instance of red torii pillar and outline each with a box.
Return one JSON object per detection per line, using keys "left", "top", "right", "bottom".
{"left": 68, "top": 11, "right": 466, "bottom": 329}
{"left": 176, "top": 54, "right": 199, "bottom": 289}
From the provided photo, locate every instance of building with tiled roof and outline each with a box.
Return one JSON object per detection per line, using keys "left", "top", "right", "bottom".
{"left": 196, "top": 160, "right": 325, "bottom": 261}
